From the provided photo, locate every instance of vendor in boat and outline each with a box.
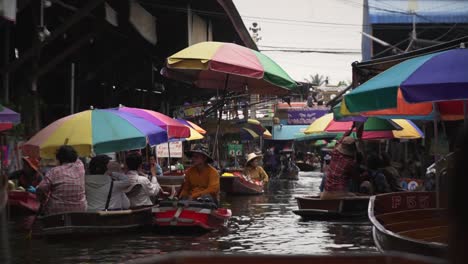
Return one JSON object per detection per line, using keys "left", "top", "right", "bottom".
{"left": 320, "top": 136, "right": 359, "bottom": 200}
{"left": 85, "top": 155, "right": 131, "bottom": 211}
{"left": 36, "top": 145, "right": 87, "bottom": 215}
{"left": 380, "top": 153, "right": 404, "bottom": 192}
{"left": 124, "top": 152, "right": 165, "bottom": 208}
{"left": 8, "top": 156, "right": 43, "bottom": 193}
{"left": 358, "top": 154, "right": 390, "bottom": 195}
{"left": 179, "top": 144, "right": 220, "bottom": 204}
{"left": 243, "top": 152, "right": 269, "bottom": 184}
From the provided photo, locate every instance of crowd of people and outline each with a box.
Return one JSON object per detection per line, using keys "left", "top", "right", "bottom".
{"left": 319, "top": 136, "right": 406, "bottom": 199}
{"left": 7, "top": 144, "right": 221, "bottom": 216}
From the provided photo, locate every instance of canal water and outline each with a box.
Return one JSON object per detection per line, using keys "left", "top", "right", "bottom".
{"left": 2, "top": 171, "right": 377, "bottom": 263}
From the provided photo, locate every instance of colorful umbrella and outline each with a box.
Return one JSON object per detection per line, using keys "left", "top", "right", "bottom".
{"left": 176, "top": 119, "right": 206, "bottom": 134}
{"left": 238, "top": 118, "right": 267, "bottom": 135}
{"left": 162, "top": 41, "right": 297, "bottom": 95}
{"left": 343, "top": 48, "right": 467, "bottom": 119}
{"left": 314, "top": 140, "right": 327, "bottom": 146}
{"left": 359, "top": 119, "right": 424, "bottom": 140}
{"left": 23, "top": 109, "right": 168, "bottom": 158}
{"left": 0, "top": 106, "right": 20, "bottom": 124}
{"left": 182, "top": 126, "right": 204, "bottom": 141}
{"left": 304, "top": 113, "right": 402, "bottom": 134}
{"left": 240, "top": 127, "right": 272, "bottom": 140}
{"left": 116, "top": 107, "right": 190, "bottom": 139}
{"left": 326, "top": 140, "right": 337, "bottom": 148}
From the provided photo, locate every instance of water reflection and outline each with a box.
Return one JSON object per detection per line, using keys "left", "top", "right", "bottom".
{"left": 3, "top": 170, "right": 376, "bottom": 263}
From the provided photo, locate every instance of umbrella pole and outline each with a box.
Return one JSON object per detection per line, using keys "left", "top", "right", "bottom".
{"left": 213, "top": 74, "right": 230, "bottom": 164}
{"left": 167, "top": 141, "right": 171, "bottom": 173}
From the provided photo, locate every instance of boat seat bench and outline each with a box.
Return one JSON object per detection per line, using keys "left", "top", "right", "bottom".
{"left": 384, "top": 217, "right": 447, "bottom": 232}
{"left": 397, "top": 225, "right": 448, "bottom": 241}
{"left": 376, "top": 208, "right": 447, "bottom": 225}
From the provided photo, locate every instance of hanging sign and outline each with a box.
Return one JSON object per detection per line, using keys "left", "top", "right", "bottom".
{"left": 156, "top": 141, "right": 183, "bottom": 158}
{"left": 227, "top": 144, "right": 243, "bottom": 157}
{"left": 287, "top": 109, "right": 328, "bottom": 125}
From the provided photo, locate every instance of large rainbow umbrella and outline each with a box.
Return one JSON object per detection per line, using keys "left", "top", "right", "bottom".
{"left": 22, "top": 109, "right": 168, "bottom": 158}
{"left": 116, "top": 107, "right": 190, "bottom": 139}
{"left": 343, "top": 48, "right": 467, "bottom": 120}
{"left": 176, "top": 118, "right": 206, "bottom": 134}
{"left": 304, "top": 113, "right": 401, "bottom": 134}
{"left": 161, "top": 41, "right": 297, "bottom": 95}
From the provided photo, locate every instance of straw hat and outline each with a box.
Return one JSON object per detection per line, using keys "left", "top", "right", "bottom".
{"left": 185, "top": 144, "right": 214, "bottom": 163}
{"left": 336, "top": 136, "right": 357, "bottom": 157}
{"left": 22, "top": 156, "right": 40, "bottom": 172}
{"left": 246, "top": 152, "right": 263, "bottom": 165}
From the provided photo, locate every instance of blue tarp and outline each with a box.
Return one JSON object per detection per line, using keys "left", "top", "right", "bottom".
{"left": 272, "top": 125, "right": 337, "bottom": 141}
{"left": 368, "top": 0, "right": 468, "bottom": 24}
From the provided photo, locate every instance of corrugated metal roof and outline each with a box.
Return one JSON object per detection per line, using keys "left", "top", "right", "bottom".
{"left": 368, "top": 0, "right": 468, "bottom": 24}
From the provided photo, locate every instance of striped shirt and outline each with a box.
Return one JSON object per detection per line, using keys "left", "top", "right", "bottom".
{"left": 324, "top": 149, "right": 355, "bottom": 192}
{"left": 37, "top": 159, "right": 87, "bottom": 215}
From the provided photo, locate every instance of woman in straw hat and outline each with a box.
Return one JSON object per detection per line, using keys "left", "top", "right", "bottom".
{"left": 179, "top": 144, "right": 220, "bottom": 204}
{"left": 320, "top": 136, "right": 359, "bottom": 200}
{"left": 244, "top": 152, "right": 269, "bottom": 184}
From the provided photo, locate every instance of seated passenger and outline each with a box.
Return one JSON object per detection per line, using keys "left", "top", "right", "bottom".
{"left": 179, "top": 145, "right": 220, "bottom": 204}
{"left": 125, "top": 152, "right": 165, "bottom": 208}
{"left": 243, "top": 152, "right": 269, "bottom": 184}
{"left": 360, "top": 154, "right": 391, "bottom": 194}
{"left": 37, "top": 145, "right": 87, "bottom": 215}
{"left": 9, "top": 157, "right": 42, "bottom": 193}
{"left": 85, "top": 155, "right": 131, "bottom": 211}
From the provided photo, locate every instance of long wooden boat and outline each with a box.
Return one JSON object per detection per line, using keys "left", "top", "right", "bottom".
{"left": 32, "top": 207, "right": 153, "bottom": 237}
{"left": 369, "top": 191, "right": 448, "bottom": 259}
{"left": 220, "top": 171, "right": 264, "bottom": 195}
{"left": 153, "top": 200, "right": 231, "bottom": 231}
{"left": 295, "top": 161, "right": 316, "bottom": 172}
{"left": 293, "top": 195, "right": 370, "bottom": 220}
{"left": 7, "top": 191, "right": 40, "bottom": 216}
{"left": 131, "top": 251, "right": 446, "bottom": 264}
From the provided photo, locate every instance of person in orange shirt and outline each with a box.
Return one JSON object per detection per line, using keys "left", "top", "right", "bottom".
{"left": 179, "top": 144, "right": 220, "bottom": 204}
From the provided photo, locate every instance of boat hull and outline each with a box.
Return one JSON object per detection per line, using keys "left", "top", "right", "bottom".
{"left": 220, "top": 175, "right": 263, "bottom": 195}
{"left": 132, "top": 251, "right": 446, "bottom": 264}
{"left": 369, "top": 191, "right": 448, "bottom": 259}
{"left": 295, "top": 162, "right": 316, "bottom": 172}
{"left": 153, "top": 201, "right": 231, "bottom": 231}
{"left": 294, "top": 195, "right": 370, "bottom": 220}
{"left": 33, "top": 207, "right": 153, "bottom": 237}
{"left": 7, "top": 191, "right": 40, "bottom": 216}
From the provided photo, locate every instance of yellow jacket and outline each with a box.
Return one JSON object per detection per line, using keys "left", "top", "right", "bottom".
{"left": 179, "top": 164, "right": 220, "bottom": 200}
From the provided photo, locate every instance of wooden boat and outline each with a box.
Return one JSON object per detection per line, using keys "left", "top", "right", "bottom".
{"left": 153, "top": 200, "right": 231, "bottom": 231}
{"left": 32, "top": 207, "right": 153, "bottom": 237}
{"left": 369, "top": 191, "right": 448, "bottom": 259}
{"left": 278, "top": 162, "right": 300, "bottom": 180}
{"left": 295, "top": 161, "right": 316, "bottom": 171}
{"left": 7, "top": 191, "right": 40, "bottom": 216}
{"left": 131, "top": 251, "right": 446, "bottom": 264}
{"left": 156, "top": 175, "right": 185, "bottom": 197}
{"left": 220, "top": 171, "right": 264, "bottom": 195}
{"left": 293, "top": 195, "right": 370, "bottom": 219}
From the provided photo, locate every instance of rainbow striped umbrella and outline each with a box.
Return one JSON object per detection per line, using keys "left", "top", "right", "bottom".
{"left": 23, "top": 109, "right": 168, "bottom": 158}
{"left": 162, "top": 42, "right": 297, "bottom": 95}
{"left": 116, "top": 107, "right": 190, "bottom": 139}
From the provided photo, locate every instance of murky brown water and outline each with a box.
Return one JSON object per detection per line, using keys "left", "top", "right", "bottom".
{"left": 1, "top": 171, "right": 376, "bottom": 263}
